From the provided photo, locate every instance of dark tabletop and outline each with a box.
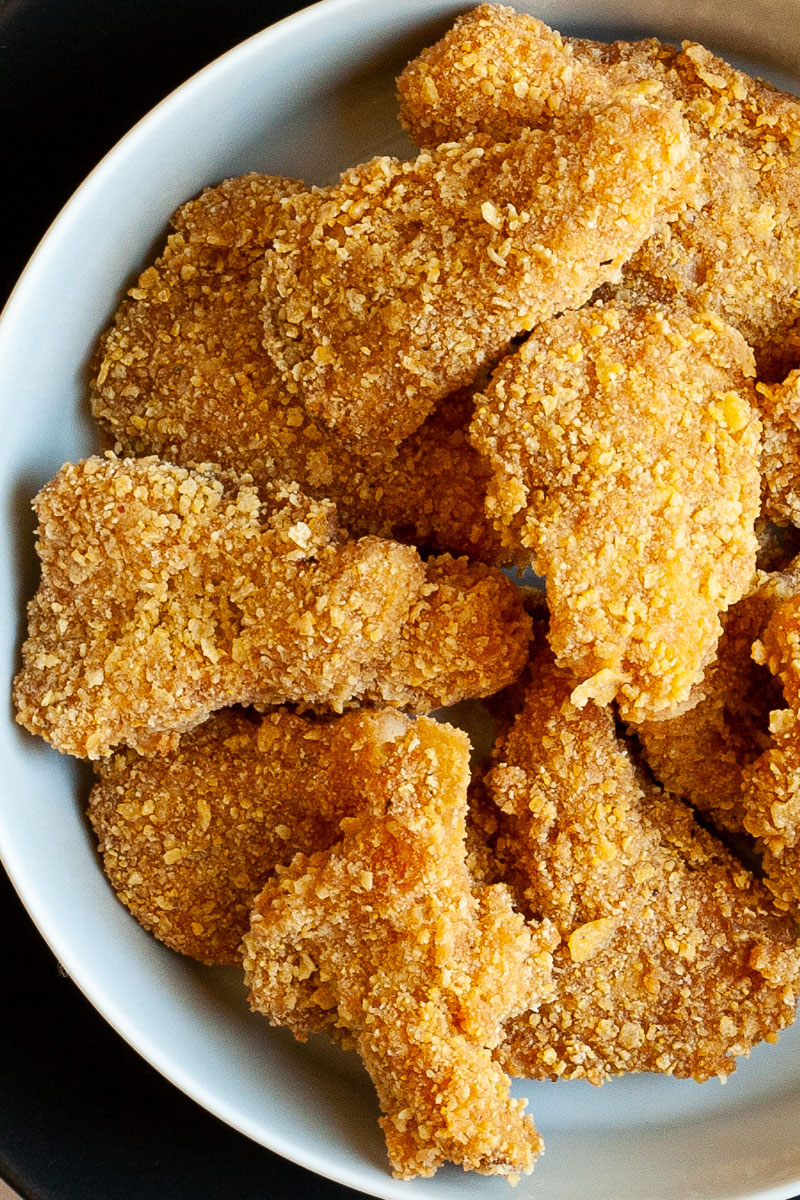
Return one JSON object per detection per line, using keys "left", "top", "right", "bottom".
{"left": 0, "top": 1, "right": 358, "bottom": 1195}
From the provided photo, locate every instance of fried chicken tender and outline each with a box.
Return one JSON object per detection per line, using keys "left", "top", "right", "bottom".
{"left": 470, "top": 301, "right": 760, "bottom": 721}
{"left": 88, "top": 706, "right": 391, "bottom": 965}
{"left": 634, "top": 561, "right": 800, "bottom": 833}
{"left": 243, "top": 712, "right": 557, "bottom": 1181}
{"left": 479, "top": 640, "right": 800, "bottom": 1085}
{"left": 91, "top": 175, "right": 501, "bottom": 562}
{"left": 261, "top": 96, "right": 697, "bottom": 454}
{"left": 12, "top": 455, "right": 531, "bottom": 759}
{"left": 398, "top": 5, "right": 800, "bottom": 378}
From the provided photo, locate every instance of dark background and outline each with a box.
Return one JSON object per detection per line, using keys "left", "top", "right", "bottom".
{"left": 0, "top": 1, "right": 361, "bottom": 1195}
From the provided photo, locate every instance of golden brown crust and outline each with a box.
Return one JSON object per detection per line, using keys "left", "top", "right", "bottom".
{"left": 398, "top": 6, "right": 800, "bottom": 376}
{"left": 758, "top": 369, "right": 800, "bottom": 526}
{"left": 742, "top": 590, "right": 800, "bottom": 912}
{"left": 612, "top": 42, "right": 800, "bottom": 381}
{"left": 91, "top": 175, "right": 503, "bottom": 563}
{"left": 397, "top": 5, "right": 606, "bottom": 147}
{"left": 634, "top": 563, "right": 800, "bottom": 832}
{"left": 12, "top": 455, "right": 531, "bottom": 758}
{"left": 470, "top": 301, "right": 760, "bottom": 721}
{"left": 88, "top": 707, "right": 385, "bottom": 965}
{"left": 243, "top": 714, "right": 557, "bottom": 1180}
{"left": 262, "top": 97, "right": 697, "bottom": 454}
{"left": 482, "top": 643, "right": 800, "bottom": 1084}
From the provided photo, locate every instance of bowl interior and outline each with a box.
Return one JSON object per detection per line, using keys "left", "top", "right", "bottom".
{"left": 2, "top": 1, "right": 800, "bottom": 1198}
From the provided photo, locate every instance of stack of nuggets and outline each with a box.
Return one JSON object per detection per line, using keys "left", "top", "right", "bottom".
{"left": 13, "top": 3, "right": 800, "bottom": 1184}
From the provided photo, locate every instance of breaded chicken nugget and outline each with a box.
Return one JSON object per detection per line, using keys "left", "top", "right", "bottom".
{"left": 742, "top": 591, "right": 800, "bottom": 912}
{"left": 91, "top": 175, "right": 502, "bottom": 563}
{"left": 397, "top": 4, "right": 619, "bottom": 147}
{"left": 243, "top": 712, "right": 557, "bottom": 1181}
{"left": 261, "top": 97, "right": 697, "bottom": 454}
{"left": 399, "top": 6, "right": 800, "bottom": 378}
{"left": 480, "top": 641, "right": 800, "bottom": 1085}
{"left": 12, "top": 455, "right": 531, "bottom": 759}
{"left": 634, "top": 561, "right": 800, "bottom": 832}
{"left": 89, "top": 706, "right": 391, "bottom": 965}
{"left": 609, "top": 43, "right": 800, "bottom": 382}
{"left": 470, "top": 301, "right": 760, "bottom": 721}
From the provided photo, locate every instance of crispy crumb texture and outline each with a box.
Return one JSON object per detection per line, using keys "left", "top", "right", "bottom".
{"left": 481, "top": 639, "right": 800, "bottom": 1084}
{"left": 91, "top": 175, "right": 502, "bottom": 563}
{"left": 635, "top": 562, "right": 800, "bottom": 833}
{"left": 12, "top": 455, "right": 530, "bottom": 758}
{"left": 758, "top": 369, "right": 800, "bottom": 526}
{"left": 398, "top": 3, "right": 800, "bottom": 378}
{"left": 243, "top": 713, "right": 556, "bottom": 1180}
{"left": 88, "top": 707, "right": 403, "bottom": 965}
{"left": 743, "top": 587, "right": 800, "bottom": 913}
{"left": 471, "top": 301, "right": 760, "bottom": 721}
{"left": 262, "top": 96, "right": 697, "bottom": 454}
{"left": 398, "top": 5, "right": 600, "bottom": 147}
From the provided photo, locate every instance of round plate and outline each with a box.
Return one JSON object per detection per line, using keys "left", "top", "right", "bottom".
{"left": 2, "top": 2, "right": 800, "bottom": 1198}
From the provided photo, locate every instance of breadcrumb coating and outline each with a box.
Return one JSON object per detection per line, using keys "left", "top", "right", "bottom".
{"left": 758, "top": 369, "right": 800, "bottom": 526}
{"left": 398, "top": 5, "right": 800, "bottom": 377}
{"left": 608, "top": 42, "right": 800, "bottom": 382}
{"left": 261, "top": 96, "right": 697, "bottom": 454}
{"left": 481, "top": 641, "right": 800, "bottom": 1085}
{"left": 91, "top": 174, "right": 502, "bottom": 563}
{"left": 470, "top": 301, "right": 760, "bottom": 721}
{"left": 635, "top": 561, "right": 800, "bottom": 832}
{"left": 88, "top": 706, "right": 388, "bottom": 965}
{"left": 397, "top": 4, "right": 627, "bottom": 147}
{"left": 12, "top": 455, "right": 531, "bottom": 759}
{"left": 742, "top": 590, "right": 800, "bottom": 912}
{"left": 243, "top": 713, "right": 557, "bottom": 1181}
{"left": 634, "top": 583, "right": 780, "bottom": 833}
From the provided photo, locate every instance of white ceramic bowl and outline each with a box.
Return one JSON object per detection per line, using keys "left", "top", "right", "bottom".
{"left": 3, "top": 2, "right": 800, "bottom": 1197}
